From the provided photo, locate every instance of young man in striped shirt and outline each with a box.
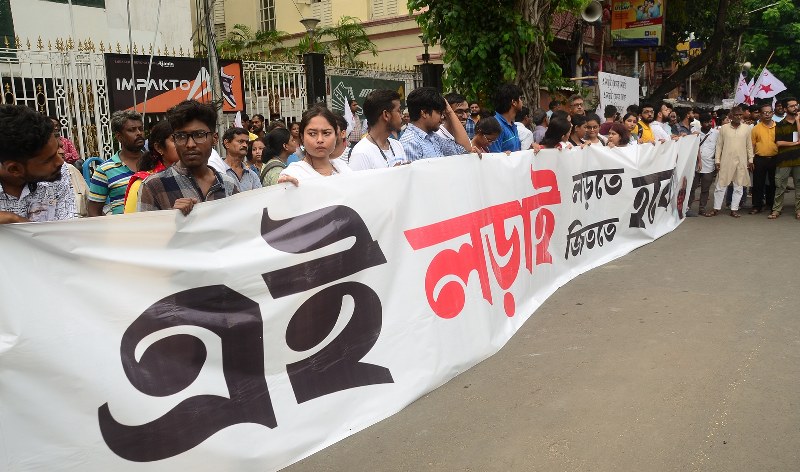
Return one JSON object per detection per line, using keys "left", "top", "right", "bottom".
{"left": 87, "top": 110, "right": 144, "bottom": 216}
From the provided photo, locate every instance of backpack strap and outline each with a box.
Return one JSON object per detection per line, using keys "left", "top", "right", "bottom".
{"left": 260, "top": 158, "right": 287, "bottom": 182}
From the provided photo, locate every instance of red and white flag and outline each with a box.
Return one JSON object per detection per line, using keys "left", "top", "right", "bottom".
{"left": 734, "top": 73, "right": 754, "bottom": 105}
{"left": 753, "top": 68, "right": 787, "bottom": 99}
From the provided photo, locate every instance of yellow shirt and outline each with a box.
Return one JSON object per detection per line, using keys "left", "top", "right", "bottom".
{"left": 751, "top": 121, "right": 778, "bottom": 157}
{"left": 637, "top": 121, "right": 654, "bottom": 143}
{"left": 124, "top": 178, "right": 143, "bottom": 214}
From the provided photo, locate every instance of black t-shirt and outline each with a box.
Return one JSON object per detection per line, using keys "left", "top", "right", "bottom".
{"left": 775, "top": 118, "right": 800, "bottom": 165}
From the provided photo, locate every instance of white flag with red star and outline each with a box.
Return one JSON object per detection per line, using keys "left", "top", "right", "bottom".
{"left": 734, "top": 73, "right": 753, "bottom": 105}
{"left": 753, "top": 67, "right": 787, "bottom": 99}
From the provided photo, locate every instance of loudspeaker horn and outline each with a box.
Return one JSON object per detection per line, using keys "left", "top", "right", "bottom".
{"left": 581, "top": 0, "right": 603, "bottom": 23}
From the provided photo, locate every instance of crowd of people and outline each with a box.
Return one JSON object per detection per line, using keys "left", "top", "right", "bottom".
{"left": 1, "top": 84, "right": 798, "bottom": 224}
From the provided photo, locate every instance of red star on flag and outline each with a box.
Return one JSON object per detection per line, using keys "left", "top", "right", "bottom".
{"left": 744, "top": 94, "right": 753, "bottom": 105}
{"left": 760, "top": 84, "right": 773, "bottom": 94}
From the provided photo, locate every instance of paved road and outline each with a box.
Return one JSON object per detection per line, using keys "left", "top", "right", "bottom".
{"left": 287, "top": 196, "right": 800, "bottom": 472}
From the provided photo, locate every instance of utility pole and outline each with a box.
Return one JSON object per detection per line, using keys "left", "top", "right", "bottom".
{"left": 203, "top": 0, "right": 226, "bottom": 141}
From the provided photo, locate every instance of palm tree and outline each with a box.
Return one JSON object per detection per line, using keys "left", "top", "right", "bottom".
{"left": 217, "top": 24, "right": 287, "bottom": 60}
{"left": 317, "top": 16, "right": 378, "bottom": 68}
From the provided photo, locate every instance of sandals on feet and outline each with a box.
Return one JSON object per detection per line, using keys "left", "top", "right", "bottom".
{"left": 730, "top": 211, "right": 741, "bottom": 218}
{"left": 749, "top": 208, "right": 762, "bottom": 215}
{"left": 705, "top": 209, "right": 719, "bottom": 217}
{"left": 767, "top": 212, "right": 781, "bottom": 219}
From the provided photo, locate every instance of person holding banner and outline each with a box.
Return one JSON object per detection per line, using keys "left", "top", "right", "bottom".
{"left": 606, "top": 122, "right": 631, "bottom": 148}
{"left": 137, "top": 100, "right": 240, "bottom": 215}
{"left": 280, "top": 105, "right": 353, "bottom": 181}
{"left": 0, "top": 104, "right": 76, "bottom": 223}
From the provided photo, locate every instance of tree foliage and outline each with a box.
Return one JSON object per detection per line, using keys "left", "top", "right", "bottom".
{"left": 408, "top": 0, "right": 587, "bottom": 107}
{"left": 317, "top": 16, "right": 378, "bottom": 68}
{"left": 739, "top": 0, "right": 800, "bottom": 98}
{"left": 648, "top": 0, "right": 800, "bottom": 103}
{"left": 217, "top": 17, "right": 377, "bottom": 68}
{"left": 217, "top": 24, "right": 287, "bottom": 60}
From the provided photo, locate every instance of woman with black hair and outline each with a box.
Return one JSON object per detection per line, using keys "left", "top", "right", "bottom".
{"left": 123, "top": 120, "right": 179, "bottom": 213}
{"left": 470, "top": 116, "right": 502, "bottom": 153}
{"left": 247, "top": 138, "right": 266, "bottom": 175}
{"left": 568, "top": 113, "right": 588, "bottom": 147}
{"left": 280, "top": 105, "right": 353, "bottom": 182}
{"left": 539, "top": 117, "right": 572, "bottom": 149}
{"left": 261, "top": 128, "right": 298, "bottom": 187}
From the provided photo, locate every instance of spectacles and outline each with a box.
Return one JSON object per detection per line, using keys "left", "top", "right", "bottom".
{"left": 173, "top": 130, "right": 211, "bottom": 146}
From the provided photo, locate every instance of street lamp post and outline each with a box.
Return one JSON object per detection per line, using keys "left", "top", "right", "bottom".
{"left": 301, "top": 17, "right": 326, "bottom": 108}
{"left": 418, "top": 34, "right": 442, "bottom": 91}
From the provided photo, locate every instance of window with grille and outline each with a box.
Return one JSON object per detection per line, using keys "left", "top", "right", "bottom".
{"left": 260, "top": 0, "right": 275, "bottom": 31}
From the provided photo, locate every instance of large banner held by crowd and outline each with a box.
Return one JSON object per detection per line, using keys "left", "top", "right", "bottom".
{"left": 0, "top": 138, "right": 697, "bottom": 471}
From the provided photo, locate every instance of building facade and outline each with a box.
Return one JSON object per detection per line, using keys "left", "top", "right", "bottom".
{"left": 191, "top": 0, "right": 441, "bottom": 68}
{"left": 2, "top": 0, "right": 193, "bottom": 52}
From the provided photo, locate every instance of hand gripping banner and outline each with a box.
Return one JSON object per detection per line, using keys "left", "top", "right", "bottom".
{"left": 0, "top": 137, "right": 698, "bottom": 471}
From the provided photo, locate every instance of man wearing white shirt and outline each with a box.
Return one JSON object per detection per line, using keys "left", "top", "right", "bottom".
{"left": 515, "top": 106, "right": 534, "bottom": 150}
{"left": 687, "top": 113, "right": 718, "bottom": 216}
{"left": 349, "top": 89, "right": 407, "bottom": 170}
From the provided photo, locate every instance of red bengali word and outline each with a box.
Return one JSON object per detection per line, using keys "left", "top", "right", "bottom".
{"left": 404, "top": 168, "right": 561, "bottom": 319}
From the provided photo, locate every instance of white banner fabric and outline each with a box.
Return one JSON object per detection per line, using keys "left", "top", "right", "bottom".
{"left": 0, "top": 137, "right": 698, "bottom": 471}
{"left": 598, "top": 71, "right": 639, "bottom": 115}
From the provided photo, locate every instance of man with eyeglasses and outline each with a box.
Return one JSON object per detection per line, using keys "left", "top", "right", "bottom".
{"left": 768, "top": 97, "right": 800, "bottom": 219}
{"left": 568, "top": 94, "right": 585, "bottom": 117}
{"left": 137, "top": 100, "right": 239, "bottom": 215}
{"left": 750, "top": 103, "right": 778, "bottom": 214}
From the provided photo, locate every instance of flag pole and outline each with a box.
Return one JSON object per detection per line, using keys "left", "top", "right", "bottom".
{"left": 747, "top": 50, "right": 776, "bottom": 102}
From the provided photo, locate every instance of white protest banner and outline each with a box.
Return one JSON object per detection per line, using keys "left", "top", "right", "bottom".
{"left": 0, "top": 137, "right": 698, "bottom": 471}
{"left": 599, "top": 71, "right": 639, "bottom": 115}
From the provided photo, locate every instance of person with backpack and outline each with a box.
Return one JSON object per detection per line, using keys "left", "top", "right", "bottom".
{"left": 261, "top": 127, "right": 298, "bottom": 187}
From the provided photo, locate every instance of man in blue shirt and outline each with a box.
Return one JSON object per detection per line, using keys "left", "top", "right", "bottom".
{"left": 398, "top": 87, "right": 472, "bottom": 163}
{"left": 488, "top": 83, "right": 523, "bottom": 153}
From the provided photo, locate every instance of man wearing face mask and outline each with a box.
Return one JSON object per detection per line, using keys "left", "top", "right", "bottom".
{"left": 0, "top": 105, "right": 76, "bottom": 223}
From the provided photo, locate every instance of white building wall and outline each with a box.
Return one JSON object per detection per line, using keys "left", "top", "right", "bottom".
{"left": 9, "top": 0, "right": 193, "bottom": 51}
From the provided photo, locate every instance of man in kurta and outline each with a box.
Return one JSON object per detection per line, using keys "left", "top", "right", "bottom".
{"left": 708, "top": 106, "right": 754, "bottom": 218}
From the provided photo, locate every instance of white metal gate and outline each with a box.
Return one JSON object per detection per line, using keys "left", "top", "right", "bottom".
{"left": 0, "top": 43, "right": 113, "bottom": 159}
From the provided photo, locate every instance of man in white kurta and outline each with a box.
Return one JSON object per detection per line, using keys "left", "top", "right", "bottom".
{"left": 712, "top": 107, "right": 753, "bottom": 216}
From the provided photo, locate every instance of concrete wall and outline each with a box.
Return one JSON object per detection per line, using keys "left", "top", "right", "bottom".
{"left": 10, "top": 0, "right": 193, "bottom": 51}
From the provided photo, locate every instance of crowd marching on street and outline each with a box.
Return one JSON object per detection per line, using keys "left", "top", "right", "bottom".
{"left": 1, "top": 84, "right": 799, "bottom": 223}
